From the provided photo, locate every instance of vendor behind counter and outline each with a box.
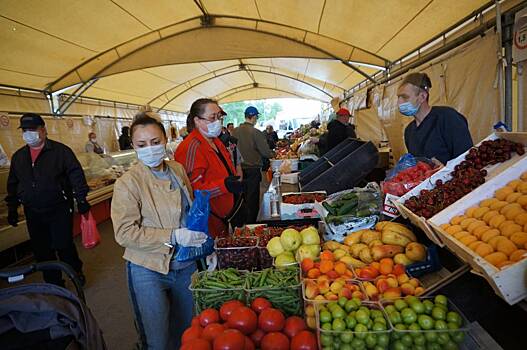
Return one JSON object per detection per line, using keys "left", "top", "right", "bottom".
{"left": 398, "top": 72, "right": 473, "bottom": 165}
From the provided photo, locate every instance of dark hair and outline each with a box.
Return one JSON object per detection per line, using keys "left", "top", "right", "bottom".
{"left": 402, "top": 73, "right": 432, "bottom": 101}
{"left": 227, "top": 123, "right": 234, "bottom": 128}
{"left": 130, "top": 112, "right": 166, "bottom": 139}
{"left": 186, "top": 98, "right": 218, "bottom": 132}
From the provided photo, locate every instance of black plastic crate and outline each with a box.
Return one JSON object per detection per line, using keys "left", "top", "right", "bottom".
{"left": 300, "top": 141, "right": 379, "bottom": 194}
{"left": 299, "top": 138, "right": 363, "bottom": 186}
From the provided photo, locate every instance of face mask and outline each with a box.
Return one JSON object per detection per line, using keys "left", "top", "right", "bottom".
{"left": 201, "top": 120, "right": 222, "bottom": 138}
{"left": 399, "top": 101, "right": 420, "bottom": 116}
{"left": 90, "top": 138, "right": 97, "bottom": 143}
{"left": 23, "top": 131, "right": 41, "bottom": 147}
{"left": 135, "top": 144, "right": 166, "bottom": 168}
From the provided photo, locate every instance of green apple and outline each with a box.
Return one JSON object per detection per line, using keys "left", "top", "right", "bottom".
{"left": 267, "top": 236, "right": 284, "bottom": 257}
{"left": 280, "top": 228, "right": 302, "bottom": 251}
{"left": 296, "top": 244, "right": 321, "bottom": 262}
{"left": 300, "top": 226, "right": 320, "bottom": 245}
{"left": 275, "top": 251, "right": 296, "bottom": 266}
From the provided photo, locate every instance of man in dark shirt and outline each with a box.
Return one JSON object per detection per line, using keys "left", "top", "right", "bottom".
{"left": 326, "top": 107, "right": 357, "bottom": 152}
{"left": 118, "top": 126, "right": 132, "bottom": 150}
{"left": 398, "top": 73, "right": 473, "bottom": 165}
{"left": 6, "top": 113, "right": 90, "bottom": 286}
{"left": 265, "top": 125, "right": 279, "bottom": 150}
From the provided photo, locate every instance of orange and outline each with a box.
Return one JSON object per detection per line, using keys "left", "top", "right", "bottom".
{"left": 319, "top": 260, "right": 334, "bottom": 274}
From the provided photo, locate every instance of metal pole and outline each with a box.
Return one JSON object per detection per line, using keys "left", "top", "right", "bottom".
{"left": 496, "top": 0, "right": 505, "bottom": 122}
{"left": 519, "top": 62, "right": 525, "bottom": 131}
{"left": 504, "top": 13, "right": 514, "bottom": 128}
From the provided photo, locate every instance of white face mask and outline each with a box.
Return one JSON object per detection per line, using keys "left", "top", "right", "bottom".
{"left": 90, "top": 138, "right": 97, "bottom": 143}
{"left": 201, "top": 120, "right": 222, "bottom": 138}
{"left": 23, "top": 131, "right": 41, "bottom": 147}
{"left": 135, "top": 144, "right": 167, "bottom": 168}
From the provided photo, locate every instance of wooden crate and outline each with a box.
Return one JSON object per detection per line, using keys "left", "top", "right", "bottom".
{"left": 428, "top": 155, "right": 527, "bottom": 305}
{"left": 396, "top": 132, "right": 527, "bottom": 246}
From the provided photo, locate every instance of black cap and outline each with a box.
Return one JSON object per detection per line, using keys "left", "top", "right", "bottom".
{"left": 402, "top": 73, "right": 432, "bottom": 91}
{"left": 19, "top": 113, "right": 45, "bottom": 129}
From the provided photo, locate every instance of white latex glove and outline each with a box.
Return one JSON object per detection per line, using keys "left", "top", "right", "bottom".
{"left": 206, "top": 253, "right": 218, "bottom": 271}
{"left": 171, "top": 228, "right": 207, "bottom": 247}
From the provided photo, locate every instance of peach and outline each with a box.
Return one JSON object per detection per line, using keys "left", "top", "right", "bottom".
{"left": 330, "top": 281, "right": 344, "bottom": 294}
{"left": 334, "top": 262, "right": 347, "bottom": 275}
{"left": 383, "top": 287, "right": 402, "bottom": 300}
{"left": 326, "top": 270, "right": 339, "bottom": 280}
{"left": 386, "top": 277, "right": 399, "bottom": 288}
{"left": 352, "top": 290, "right": 365, "bottom": 300}
{"left": 317, "top": 275, "right": 329, "bottom": 283}
{"left": 314, "top": 295, "right": 326, "bottom": 301}
{"left": 307, "top": 268, "right": 321, "bottom": 279}
{"left": 380, "top": 258, "right": 395, "bottom": 266}
{"left": 409, "top": 278, "right": 420, "bottom": 288}
{"left": 306, "top": 316, "right": 317, "bottom": 330}
{"left": 305, "top": 282, "right": 320, "bottom": 299}
{"left": 371, "top": 262, "right": 381, "bottom": 271}
{"left": 364, "top": 282, "right": 379, "bottom": 300}
{"left": 400, "top": 283, "right": 416, "bottom": 296}
{"left": 301, "top": 258, "right": 315, "bottom": 273}
{"left": 325, "top": 292, "right": 339, "bottom": 301}
{"left": 376, "top": 278, "right": 390, "bottom": 293}
{"left": 397, "top": 273, "right": 410, "bottom": 285}
{"left": 305, "top": 304, "right": 315, "bottom": 317}
{"left": 414, "top": 287, "right": 425, "bottom": 296}
{"left": 335, "top": 277, "right": 347, "bottom": 285}
{"left": 393, "top": 264, "right": 406, "bottom": 276}
{"left": 344, "top": 269, "right": 355, "bottom": 278}
{"left": 318, "top": 280, "right": 330, "bottom": 294}
{"left": 338, "top": 287, "right": 353, "bottom": 299}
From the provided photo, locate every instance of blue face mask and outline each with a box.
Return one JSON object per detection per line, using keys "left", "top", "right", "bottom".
{"left": 135, "top": 144, "right": 166, "bottom": 168}
{"left": 399, "top": 101, "right": 420, "bottom": 116}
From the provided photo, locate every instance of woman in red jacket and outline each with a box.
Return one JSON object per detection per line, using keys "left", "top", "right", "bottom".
{"left": 175, "top": 98, "right": 245, "bottom": 237}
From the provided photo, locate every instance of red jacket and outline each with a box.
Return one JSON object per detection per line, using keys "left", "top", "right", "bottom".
{"left": 175, "top": 129, "right": 236, "bottom": 237}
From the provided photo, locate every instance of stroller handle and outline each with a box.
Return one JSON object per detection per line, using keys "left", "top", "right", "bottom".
{"left": 0, "top": 261, "right": 85, "bottom": 303}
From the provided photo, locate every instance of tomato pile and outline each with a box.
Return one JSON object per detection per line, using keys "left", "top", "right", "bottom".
{"left": 282, "top": 193, "right": 327, "bottom": 204}
{"left": 383, "top": 162, "right": 438, "bottom": 197}
{"left": 181, "top": 297, "right": 318, "bottom": 350}
{"left": 405, "top": 139, "right": 525, "bottom": 218}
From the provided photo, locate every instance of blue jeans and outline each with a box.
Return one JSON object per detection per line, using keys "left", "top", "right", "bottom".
{"left": 127, "top": 261, "right": 196, "bottom": 350}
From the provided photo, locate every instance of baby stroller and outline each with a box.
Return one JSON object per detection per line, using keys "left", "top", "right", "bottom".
{"left": 0, "top": 261, "right": 106, "bottom": 349}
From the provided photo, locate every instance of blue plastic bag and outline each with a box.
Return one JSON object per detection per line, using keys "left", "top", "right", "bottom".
{"left": 385, "top": 153, "right": 417, "bottom": 180}
{"left": 175, "top": 190, "right": 215, "bottom": 262}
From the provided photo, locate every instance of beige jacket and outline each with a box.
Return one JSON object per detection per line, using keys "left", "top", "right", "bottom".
{"left": 111, "top": 160, "right": 193, "bottom": 274}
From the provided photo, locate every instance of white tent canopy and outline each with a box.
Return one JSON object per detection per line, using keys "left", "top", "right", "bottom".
{"left": 0, "top": 0, "right": 493, "bottom": 112}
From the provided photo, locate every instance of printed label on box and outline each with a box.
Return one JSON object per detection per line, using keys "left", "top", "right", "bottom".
{"left": 383, "top": 193, "right": 400, "bottom": 218}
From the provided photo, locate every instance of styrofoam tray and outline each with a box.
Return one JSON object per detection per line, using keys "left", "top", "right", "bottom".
{"left": 395, "top": 132, "right": 527, "bottom": 246}
{"left": 428, "top": 155, "right": 527, "bottom": 305}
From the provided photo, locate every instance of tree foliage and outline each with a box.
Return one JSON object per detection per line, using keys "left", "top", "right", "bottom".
{"left": 221, "top": 100, "right": 283, "bottom": 126}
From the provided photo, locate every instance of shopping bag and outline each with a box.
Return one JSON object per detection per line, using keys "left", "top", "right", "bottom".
{"left": 175, "top": 190, "right": 215, "bottom": 262}
{"left": 80, "top": 211, "right": 101, "bottom": 249}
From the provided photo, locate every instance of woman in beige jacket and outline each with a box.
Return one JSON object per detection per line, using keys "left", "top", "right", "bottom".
{"left": 111, "top": 112, "right": 207, "bottom": 350}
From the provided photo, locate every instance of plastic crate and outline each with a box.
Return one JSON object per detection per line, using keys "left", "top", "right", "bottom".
{"left": 381, "top": 296, "right": 471, "bottom": 350}
{"left": 406, "top": 244, "right": 441, "bottom": 278}
{"left": 299, "top": 138, "right": 362, "bottom": 186}
{"left": 315, "top": 300, "right": 392, "bottom": 350}
{"left": 189, "top": 270, "right": 248, "bottom": 314}
{"left": 301, "top": 141, "right": 379, "bottom": 195}
{"left": 245, "top": 267, "right": 302, "bottom": 316}
{"left": 215, "top": 237, "right": 259, "bottom": 271}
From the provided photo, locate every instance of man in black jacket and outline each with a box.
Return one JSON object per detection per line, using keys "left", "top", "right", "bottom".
{"left": 326, "top": 107, "right": 357, "bottom": 152}
{"left": 5, "top": 113, "right": 90, "bottom": 286}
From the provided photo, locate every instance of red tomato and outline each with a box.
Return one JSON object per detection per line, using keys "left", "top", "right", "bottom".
{"left": 249, "top": 329, "right": 265, "bottom": 347}
{"left": 227, "top": 306, "right": 258, "bottom": 335}
{"left": 291, "top": 330, "right": 318, "bottom": 350}
{"left": 182, "top": 325, "right": 203, "bottom": 344}
{"left": 200, "top": 309, "right": 220, "bottom": 327}
{"left": 181, "top": 338, "right": 211, "bottom": 350}
{"left": 213, "top": 329, "right": 246, "bottom": 350}
{"left": 260, "top": 332, "right": 290, "bottom": 350}
{"left": 258, "top": 308, "right": 285, "bottom": 332}
{"left": 250, "top": 297, "right": 272, "bottom": 314}
{"left": 192, "top": 316, "right": 201, "bottom": 327}
{"left": 244, "top": 337, "right": 255, "bottom": 350}
{"left": 220, "top": 300, "right": 245, "bottom": 321}
{"left": 283, "top": 316, "right": 307, "bottom": 338}
{"left": 202, "top": 323, "right": 226, "bottom": 342}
